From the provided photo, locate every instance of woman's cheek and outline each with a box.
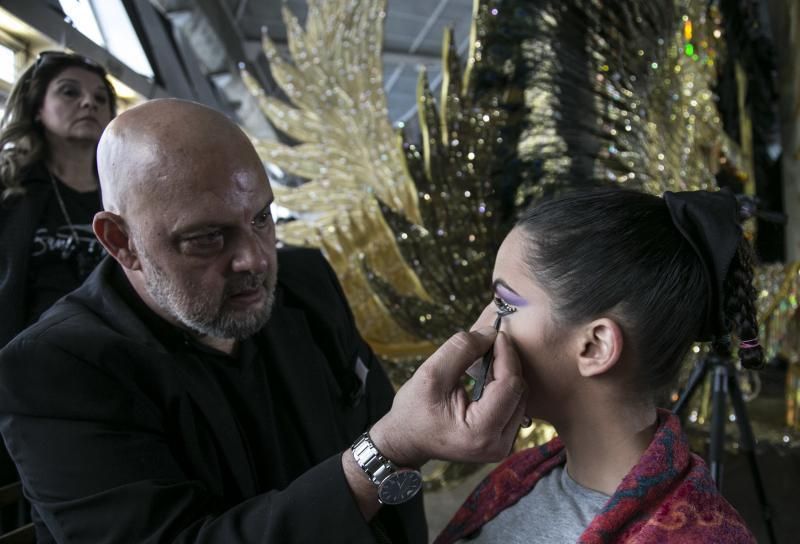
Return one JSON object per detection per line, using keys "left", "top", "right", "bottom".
{"left": 505, "top": 320, "right": 543, "bottom": 377}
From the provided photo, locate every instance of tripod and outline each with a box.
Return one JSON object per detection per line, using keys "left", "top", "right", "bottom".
{"left": 672, "top": 351, "right": 777, "bottom": 544}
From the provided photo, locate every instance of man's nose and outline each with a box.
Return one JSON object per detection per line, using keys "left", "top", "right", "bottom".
{"left": 231, "top": 233, "right": 270, "bottom": 274}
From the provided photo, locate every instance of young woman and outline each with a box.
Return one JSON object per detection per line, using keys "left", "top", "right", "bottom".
{"left": 0, "top": 51, "right": 116, "bottom": 348}
{"left": 437, "top": 188, "right": 757, "bottom": 543}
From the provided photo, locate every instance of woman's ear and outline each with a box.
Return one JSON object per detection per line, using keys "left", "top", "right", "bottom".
{"left": 93, "top": 211, "right": 141, "bottom": 271}
{"left": 575, "top": 318, "right": 623, "bottom": 377}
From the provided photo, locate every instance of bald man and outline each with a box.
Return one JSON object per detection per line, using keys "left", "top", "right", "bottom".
{"left": 0, "top": 99, "right": 527, "bottom": 543}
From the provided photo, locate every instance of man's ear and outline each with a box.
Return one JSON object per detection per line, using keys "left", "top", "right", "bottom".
{"left": 93, "top": 211, "right": 141, "bottom": 271}
{"left": 575, "top": 318, "right": 623, "bottom": 377}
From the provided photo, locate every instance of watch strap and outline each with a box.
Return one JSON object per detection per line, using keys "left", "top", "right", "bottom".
{"left": 351, "top": 431, "right": 396, "bottom": 486}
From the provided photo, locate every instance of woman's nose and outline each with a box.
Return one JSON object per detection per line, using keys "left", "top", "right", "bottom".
{"left": 80, "top": 92, "right": 98, "bottom": 110}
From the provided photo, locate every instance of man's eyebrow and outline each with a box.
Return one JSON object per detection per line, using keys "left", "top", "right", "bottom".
{"left": 173, "top": 221, "right": 227, "bottom": 238}
{"left": 252, "top": 199, "right": 273, "bottom": 220}
{"left": 173, "top": 197, "right": 274, "bottom": 237}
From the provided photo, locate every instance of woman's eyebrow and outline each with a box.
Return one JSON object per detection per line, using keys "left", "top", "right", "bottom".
{"left": 492, "top": 278, "right": 519, "bottom": 295}
{"left": 492, "top": 278, "right": 528, "bottom": 306}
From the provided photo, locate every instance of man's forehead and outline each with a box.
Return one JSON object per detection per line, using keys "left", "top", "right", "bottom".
{"left": 133, "top": 139, "right": 270, "bottom": 196}
{"left": 157, "top": 180, "right": 272, "bottom": 232}
{"left": 100, "top": 98, "right": 271, "bottom": 215}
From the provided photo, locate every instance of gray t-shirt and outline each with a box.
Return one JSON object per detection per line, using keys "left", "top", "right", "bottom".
{"left": 462, "top": 465, "right": 610, "bottom": 543}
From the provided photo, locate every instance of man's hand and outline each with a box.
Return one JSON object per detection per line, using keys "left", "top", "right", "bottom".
{"left": 370, "top": 327, "right": 527, "bottom": 468}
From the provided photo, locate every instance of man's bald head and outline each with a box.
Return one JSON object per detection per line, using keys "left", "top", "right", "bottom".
{"left": 92, "top": 98, "right": 278, "bottom": 350}
{"left": 97, "top": 98, "right": 261, "bottom": 216}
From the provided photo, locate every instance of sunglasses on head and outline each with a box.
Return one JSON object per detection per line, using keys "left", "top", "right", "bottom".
{"left": 33, "top": 50, "right": 106, "bottom": 76}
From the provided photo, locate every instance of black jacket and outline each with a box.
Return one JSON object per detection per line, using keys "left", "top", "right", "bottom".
{"left": 0, "top": 171, "right": 51, "bottom": 348}
{"left": 0, "top": 249, "right": 426, "bottom": 543}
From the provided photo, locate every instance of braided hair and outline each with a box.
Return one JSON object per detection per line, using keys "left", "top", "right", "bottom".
{"left": 719, "top": 235, "right": 764, "bottom": 370}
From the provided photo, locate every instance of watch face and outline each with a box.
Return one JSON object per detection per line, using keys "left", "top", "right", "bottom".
{"left": 377, "top": 469, "right": 423, "bottom": 505}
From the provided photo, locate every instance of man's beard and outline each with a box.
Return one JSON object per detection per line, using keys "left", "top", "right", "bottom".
{"left": 139, "top": 250, "right": 277, "bottom": 341}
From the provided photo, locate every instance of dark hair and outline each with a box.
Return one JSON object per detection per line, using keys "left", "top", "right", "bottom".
{"left": 720, "top": 242, "right": 762, "bottom": 369}
{"left": 515, "top": 188, "right": 761, "bottom": 396}
{"left": 0, "top": 51, "right": 117, "bottom": 201}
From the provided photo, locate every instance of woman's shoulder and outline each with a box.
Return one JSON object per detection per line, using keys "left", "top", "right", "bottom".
{"left": 1, "top": 164, "right": 50, "bottom": 209}
{"left": 590, "top": 412, "right": 756, "bottom": 543}
{"left": 17, "top": 162, "right": 50, "bottom": 186}
{"left": 466, "top": 439, "right": 567, "bottom": 510}
{"left": 624, "top": 455, "right": 757, "bottom": 542}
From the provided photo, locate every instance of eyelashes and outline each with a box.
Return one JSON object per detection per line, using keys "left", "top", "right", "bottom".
{"left": 493, "top": 296, "right": 517, "bottom": 316}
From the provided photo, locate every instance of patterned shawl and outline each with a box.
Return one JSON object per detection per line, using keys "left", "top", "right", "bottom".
{"left": 436, "top": 410, "right": 755, "bottom": 543}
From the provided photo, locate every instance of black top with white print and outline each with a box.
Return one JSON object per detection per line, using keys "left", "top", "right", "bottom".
{"left": 27, "top": 177, "right": 105, "bottom": 324}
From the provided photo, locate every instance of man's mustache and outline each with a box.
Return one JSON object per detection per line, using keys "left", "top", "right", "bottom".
{"left": 224, "top": 273, "right": 270, "bottom": 297}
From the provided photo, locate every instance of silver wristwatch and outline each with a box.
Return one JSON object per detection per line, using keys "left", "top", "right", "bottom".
{"left": 350, "top": 432, "right": 423, "bottom": 505}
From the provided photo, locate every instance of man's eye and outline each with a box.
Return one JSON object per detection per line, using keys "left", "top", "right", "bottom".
{"left": 184, "top": 232, "right": 223, "bottom": 249}
{"left": 493, "top": 296, "right": 517, "bottom": 316}
{"left": 252, "top": 210, "right": 273, "bottom": 229}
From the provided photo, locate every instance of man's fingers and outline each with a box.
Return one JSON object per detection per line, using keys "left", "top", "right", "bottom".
{"left": 469, "top": 305, "right": 497, "bottom": 331}
{"left": 425, "top": 328, "right": 497, "bottom": 386}
{"left": 467, "top": 370, "right": 526, "bottom": 432}
{"left": 491, "top": 331, "right": 522, "bottom": 383}
{"left": 462, "top": 377, "right": 527, "bottom": 460}
{"left": 499, "top": 397, "right": 529, "bottom": 458}
{"left": 488, "top": 332, "right": 528, "bottom": 434}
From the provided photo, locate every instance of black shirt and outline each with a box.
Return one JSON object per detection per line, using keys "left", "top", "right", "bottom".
{"left": 111, "top": 266, "right": 311, "bottom": 496}
{"left": 26, "top": 178, "right": 105, "bottom": 324}
{"left": 0, "top": 250, "right": 427, "bottom": 542}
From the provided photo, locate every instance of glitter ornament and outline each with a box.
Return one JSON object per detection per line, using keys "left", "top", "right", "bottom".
{"left": 242, "top": 0, "right": 792, "bottom": 481}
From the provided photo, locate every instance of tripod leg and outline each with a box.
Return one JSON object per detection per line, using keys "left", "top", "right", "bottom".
{"left": 708, "top": 364, "right": 728, "bottom": 486}
{"left": 728, "top": 369, "right": 777, "bottom": 544}
{"left": 672, "top": 356, "right": 709, "bottom": 415}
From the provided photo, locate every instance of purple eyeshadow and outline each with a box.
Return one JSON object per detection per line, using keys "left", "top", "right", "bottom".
{"left": 495, "top": 283, "right": 527, "bottom": 307}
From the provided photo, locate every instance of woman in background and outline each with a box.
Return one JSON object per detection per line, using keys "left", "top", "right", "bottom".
{"left": 437, "top": 188, "right": 757, "bottom": 543}
{"left": 0, "top": 51, "right": 116, "bottom": 348}
{"left": 0, "top": 51, "right": 116, "bottom": 495}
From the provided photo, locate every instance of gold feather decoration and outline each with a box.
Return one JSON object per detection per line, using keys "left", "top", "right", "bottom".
{"left": 242, "top": 0, "right": 796, "bottom": 482}
{"left": 362, "top": 21, "right": 523, "bottom": 348}
{"left": 241, "top": 0, "right": 440, "bottom": 367}
{"left": 244, "top": 0, "right": 756, "bottom": 363}
{"left": 361, "top": 0, "right": 753, "bottom": 352}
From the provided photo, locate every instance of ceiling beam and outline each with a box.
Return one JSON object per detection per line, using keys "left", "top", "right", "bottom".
{"left": 234, "top": 0, "right": 250, "bottom": 23}
{"left": 149, "top": 0, "right": 278, "bottom": 140}
{"left": 191, "top": 0, "right": 271, "bottom": 90}
{"left": 129, "top": 0, "right": 195, "bottom": 100}
{"left": 0, "top": 0, "right": 168, "bottom": 99}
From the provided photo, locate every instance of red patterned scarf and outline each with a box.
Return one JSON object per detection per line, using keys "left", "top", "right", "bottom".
{"left": 436, "top": 410, "right": 755, "bottom": 543}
